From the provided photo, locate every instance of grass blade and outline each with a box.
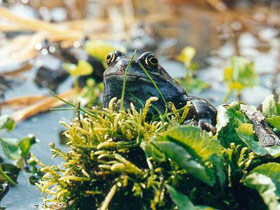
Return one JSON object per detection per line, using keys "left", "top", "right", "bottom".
{"left": 138, "top": 62, "right": 167, "bottom": 111}
{"left": 121, "top": 51, "right": 136, "bottom": 110}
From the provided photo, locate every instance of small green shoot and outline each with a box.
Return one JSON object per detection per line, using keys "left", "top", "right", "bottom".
{"left": 176, "top": 46, "right": 209, "bottom": 93}
{"left": 176, "top": 46, "right": 196, "bottom": 68}
{"left": 63, "top": 60, "right": 93, "bottom": 97}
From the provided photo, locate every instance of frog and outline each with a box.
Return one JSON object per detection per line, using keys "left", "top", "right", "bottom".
{"left": 103, "top": 50, "right": 217, "bottom": 133}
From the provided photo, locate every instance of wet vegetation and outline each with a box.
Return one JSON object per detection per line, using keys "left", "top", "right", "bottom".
{"left": 34, "top": 95, "right": 280, "bottom": 210}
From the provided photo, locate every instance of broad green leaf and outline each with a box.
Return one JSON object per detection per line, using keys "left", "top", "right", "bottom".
{"left": 84, "top": 40, "right": 126, "bottom": 66}
{"left": 156, "top": 141, "right": 215, "bottom": 186}
{"left": 250, "top": 163, "right": 280, "bottom": 197}
{"left": 154, "top": 126, "right": 223, "bottom": 186}
{"left": 218, "top": 103, "right": 249, "bottom": 148}
{"left": 244, "top": 173, "right": 279, "bottom": 210}
{"left": 224, "top": 57, "right": 258, "bottom": 91}
{"left": 166, "top": 184, "right": 215, "bottom": 210}
{"left": 160, "top": 126, "right": 223, "bottom": 160}
{"left": 166, "top": 184, "right": 194, "bottom": 210}
{"left": 266, "top": 116, "right": 280, "bottom": 131}
{"left": 0, "top": 115, "right": 15, "bottom": 131}
{"left": 262, "top": 94, "right": 278, "bottom": 117}
{"left": 0, "top": 138, "right": 21, "bottom": 160}
{"left": 18, "top": 135, "right": 37, "bottom": 158}
{"left": 208, "top": 154, "right": 226, "bottom": 190}
{"left": 237, "top": 123, "right": 267, "bottom": 156}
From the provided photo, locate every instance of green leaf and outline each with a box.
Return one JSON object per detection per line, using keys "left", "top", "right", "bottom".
{"left": 218, "top": 103, "right": 249, "bottom": 148}
{"left": 0, "top": 115, "right": 15, "bottom": 131}
{"left": 244, "top": 173, "right": 279, "bottom": 210}
{"left": 18, "top": 135, "right": 37, "bottom": 158}
{"left": 266, "top": 116, "right": 280, "bottom": 131}
{"left": 160, "top": 126, "right": 223, "bottom": 160}
{"left": 208, "top": 154, "right": 226, "bottom": 190}
{"left": 250, "top": 163, "right": 280, "bottom": 197}
{"left": 237, "top": 123, "right": 267, "bottom": 156}
{"left": 156, "top": 141, "right": 215, "bottom": 186}
{"left": 276, "top": 103, "right": 280, "bottom": 115}
{"left": 0, "top": 138, "right": 21, "bottom": 160}
{"left": 141, "top": 142, "right": 166, "bottom": 162}
{"left": 0, "top": 135, "right": 36, "bottom": 161}
{"left": 166, "top": 184, "right": 194, "bottom": 210}
{"left": 154, "top": 126, "right": 223, "bottom": 186}
{"left": 262, "top": 94, "right": 278, "bottom": 117}
{"left": 166, "top": 184, "right": 215, "bottom": 210}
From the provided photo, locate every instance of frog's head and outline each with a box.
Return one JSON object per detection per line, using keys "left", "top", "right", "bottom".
{"left": 103, "top": 50, "right": 187, "bottom": 114}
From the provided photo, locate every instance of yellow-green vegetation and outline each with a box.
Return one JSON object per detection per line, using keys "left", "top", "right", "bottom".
{"left": 223, "top": 57, "right": 258, "bottom": 102}
{"left": 84, "top": 40, "right": 126, "bottom": 67}
{"left": 34, "top": 95, "right": 280, "bottom": 210}
{"left": 63, "top": 60, "right": 93, "bottom": 97}
{"left": 177, "top": 46, "right": 210, "bottom": 93}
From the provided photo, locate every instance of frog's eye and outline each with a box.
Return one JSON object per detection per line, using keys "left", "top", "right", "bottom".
{"left": 139, "top": 52, "right": 158, "bottom": 69}
{"left": 106, "top": 50, "right": 125, "bottom": 66}
{"left": 145, "top": 55, "right": 158, "bottom": 67}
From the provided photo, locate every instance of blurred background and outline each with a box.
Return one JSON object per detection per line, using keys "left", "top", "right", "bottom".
{"left": 0, "top": 0, "right": 279, "bottom": 209}
{"left": 0, "top": 0, "right": 280, "bottom": 104}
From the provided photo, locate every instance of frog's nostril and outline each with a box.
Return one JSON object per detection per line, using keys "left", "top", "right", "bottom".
{"left": 119, "top": 59, "right": 128, "bottom": 65}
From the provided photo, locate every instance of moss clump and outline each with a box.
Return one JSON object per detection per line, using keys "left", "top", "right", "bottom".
{"left": 34, "top": 97, "right": 190, "bottom": 209}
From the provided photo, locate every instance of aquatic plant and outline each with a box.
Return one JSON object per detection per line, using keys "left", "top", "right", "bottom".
{"left": 63, "top": 60, "right": 93, "bottom": 97}
{"left": 0, "top": 115, "right": 38, "bottom": 204}
{"left": 177, "top": 46, "right": 210, "bottom": 93}
{"left": 35, "top": 95, "right": 280, "bottom": 210}
{"left": 223, "top": 57, "right": 258, "bottom": 102}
